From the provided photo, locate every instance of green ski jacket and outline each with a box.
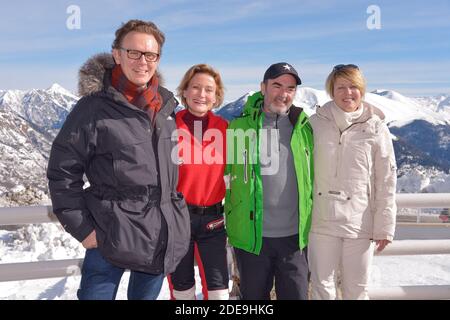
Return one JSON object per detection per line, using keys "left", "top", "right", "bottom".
{"left": 225, "top": 91, "right": 314, "bottom": 254}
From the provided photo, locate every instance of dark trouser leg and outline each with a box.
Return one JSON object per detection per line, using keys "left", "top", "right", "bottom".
{"left": 273, "top": 234, "right": 309, "bottom": 300}
{"left": 234, "top": 243, "right": 274, "bottom": 300}
{"left": 196, "top": 213, "right": 229, "bottom": 292}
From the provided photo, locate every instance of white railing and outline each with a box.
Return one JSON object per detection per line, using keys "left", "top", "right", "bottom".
{"left": 370, "top": 238, "right": 450, "bottom": 300}
{"left": 0, "top": 193, "right": 449, "bottom": 299}
{"left": 395, "top": 193, "right": 450, "bottom": 208}
{"left": 0, "top": 205, "right": 57, "bottom": 225}
{"left": 0, "top": 259, "right": 82, "bottom": 282}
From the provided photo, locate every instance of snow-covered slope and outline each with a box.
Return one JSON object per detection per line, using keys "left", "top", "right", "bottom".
{"left": 397, "top": 165, "right": 450, "bottom": 193}
{"left": 0, "top": 109, "right": 50, "bottom": 197}
{"left": 0, "top": 84, "right": 77, "bottom": 203}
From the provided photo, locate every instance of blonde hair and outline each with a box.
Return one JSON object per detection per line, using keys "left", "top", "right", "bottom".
{"left": 325, "top": 65, "right": 366, "bottom": 98}
{"left": 177, "top": 64, "right": 225, "bottom": 108}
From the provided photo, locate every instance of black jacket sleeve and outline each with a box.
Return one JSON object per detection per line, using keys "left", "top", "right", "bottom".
{"left": 47, "top": 97, "right": 97, "bottom": 242}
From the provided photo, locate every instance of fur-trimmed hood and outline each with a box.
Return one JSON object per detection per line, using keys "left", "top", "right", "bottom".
{"left": 77, "top": 53, "right": 164, "bottom": 97}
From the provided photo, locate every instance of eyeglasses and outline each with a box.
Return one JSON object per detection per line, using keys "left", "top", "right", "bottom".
{"left": 119, "top": 47, "right": 160, "bottom": 62}
{"left": 333, "top": 64, "right": 359, "bottom": 71}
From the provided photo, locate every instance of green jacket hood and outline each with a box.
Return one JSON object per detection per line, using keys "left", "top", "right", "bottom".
{"left": 243, "top": 91, "right": 264, "bottom": 115}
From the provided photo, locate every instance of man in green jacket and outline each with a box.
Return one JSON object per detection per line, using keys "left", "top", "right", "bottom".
{"left": 225, "top": 62, "right": 314, "bottom": 300}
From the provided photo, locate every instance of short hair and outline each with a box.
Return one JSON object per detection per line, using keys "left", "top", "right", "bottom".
{"left": 325, "top": 65, "right": 366, "bottom": 98}
{"left": 112, "top": 19, "right": 165, "bottom": 55}
{"left": 177, "top": 64, "right": 225, "bottom": 108}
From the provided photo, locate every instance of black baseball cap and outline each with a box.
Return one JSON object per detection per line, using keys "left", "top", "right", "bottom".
{"left": 263, "top": 62, "right": 302, "bottom": 85}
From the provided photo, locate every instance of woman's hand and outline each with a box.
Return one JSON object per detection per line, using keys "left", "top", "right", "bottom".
{"left": 374, "top": 239, "right": 391, "bottom": 252}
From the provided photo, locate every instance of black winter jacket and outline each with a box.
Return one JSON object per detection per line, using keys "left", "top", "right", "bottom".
{"left": 47, "top": 53, "right": 190, "bottom": 275}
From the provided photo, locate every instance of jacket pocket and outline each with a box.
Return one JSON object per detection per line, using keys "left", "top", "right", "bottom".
{"left": 100, "top": 200, "right": 161, "bottom": 271}
{"left": 111, "top": 140, "right": 158, "bottom": 185}
{"left": 315, "top": 190, "right": 352, "bottom": 221}
{"left": 117, "top": 195, "right": 155, "bottom": 215}
{"left": 331, "top": 189, "right": 369, "bottom": 223}
{"left": 84, "top": 191, "right": 113, "bottom": 243}
{"left": 225, "top": 199, "right": 255, "bottom": 248}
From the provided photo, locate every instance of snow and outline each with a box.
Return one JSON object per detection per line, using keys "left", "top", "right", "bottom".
{"left": 371, "top": 255, "right": 450, "bottom": 287}
{"left": 1, "top": 84, "right": 449, "bottom": 299}
{"left": 0, "top": 225, "right": 225, "bottom": 300}
{"left": 0, "top": 222, "right": 449, "bottom": 300}
{"left": 397, "top": 166, "right": 450, "bottom": 193}
{"left": 46, "top": 83, "right": 77, "bottom": 100}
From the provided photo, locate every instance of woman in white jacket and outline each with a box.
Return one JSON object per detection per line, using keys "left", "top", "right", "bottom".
{"left": 308, "top": 64, "right": 397, "bottom": 300}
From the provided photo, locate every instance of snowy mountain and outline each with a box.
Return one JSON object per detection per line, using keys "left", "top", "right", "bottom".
{"left": 390, "top": 120, "right": 450, "bottom": 171}
{"left": 216, "top": 87, "right": 450, "bottom": 193}
{"left": 217, "top": 88, "right": 450, "bottom": 125}
{"left": 0, "top": 84, "right": 77, "bottom": 205}
{"left": 1, "top": 84, "right": 450, "bottom": 206}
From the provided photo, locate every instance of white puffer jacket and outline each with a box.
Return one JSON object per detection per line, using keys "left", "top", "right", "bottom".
{"left": 310, "top": 101, "right": 397, "bottom": 241}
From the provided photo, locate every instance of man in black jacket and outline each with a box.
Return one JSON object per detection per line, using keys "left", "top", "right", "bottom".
{"left": 47, "top": 20, "right": 190, "bottom": 300}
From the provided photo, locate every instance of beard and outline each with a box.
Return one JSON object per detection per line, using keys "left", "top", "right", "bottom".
{"left": 265, "top": 103, "right": 290, "bottom": 115}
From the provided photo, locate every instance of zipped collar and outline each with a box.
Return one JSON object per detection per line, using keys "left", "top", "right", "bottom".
{"left": 316, "top": 100, "right": 385, "bottom": 124}
{"left": 243, "top": 91, "right": 306, "bottom": 127}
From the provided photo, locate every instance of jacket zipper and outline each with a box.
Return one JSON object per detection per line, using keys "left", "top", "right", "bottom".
{"left": 243, "top": 149, "right": 248, "bottom": 183}
{"left": 305, "top": 147, "right": 310, "bottom": 178}
{"left": 336, "top": 122, "right": 358, "bottom": 177}
{"left": 276, "top": 114, "right": 280, "bottom": 151}
{"left": 336, "top": 131, "right": 342, "bottom": 178}
{"left": 251, "top": 112, "right": 260, "bottom": 252}
{"left": 251, "top": 168, "right": 257, "bottom": 252}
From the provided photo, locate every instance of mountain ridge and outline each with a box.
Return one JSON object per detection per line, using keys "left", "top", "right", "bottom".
{"left": 1, "top": 84, "right": 449, "bottom": 205}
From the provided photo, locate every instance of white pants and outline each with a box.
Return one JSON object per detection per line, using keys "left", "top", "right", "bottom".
{"left": 308, "top": 232, "right": 374, "bottom": 300}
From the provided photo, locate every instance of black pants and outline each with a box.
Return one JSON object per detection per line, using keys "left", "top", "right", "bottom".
{"left": 170, "top": 210, "right": 229, "bottom": 295}
{"left": 234, "top": 234, "right": 309, "bottom": 300}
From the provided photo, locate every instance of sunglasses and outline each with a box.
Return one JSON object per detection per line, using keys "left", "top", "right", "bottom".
{"left": 333, "top": 64, "right": 359, "bottom": 71}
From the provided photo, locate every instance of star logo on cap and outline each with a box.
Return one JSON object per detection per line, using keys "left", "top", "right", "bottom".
{"left": 283, "top": 64, "right": 291, "bottom": 71}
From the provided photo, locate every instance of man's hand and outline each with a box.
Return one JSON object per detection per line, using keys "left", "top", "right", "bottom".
{"left": 375, "top": 239, "right": 391, "bottom": 252}
{"left": 82, "top": 230, "right": 98, "bottom": 249}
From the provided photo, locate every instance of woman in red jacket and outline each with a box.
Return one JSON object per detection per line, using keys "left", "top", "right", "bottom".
{"left": 168, "top": 64, "right": 229, "bottom": 300}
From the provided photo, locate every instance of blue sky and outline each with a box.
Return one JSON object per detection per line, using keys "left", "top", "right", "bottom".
{"left": 1, "top": 0, "right": 449, "bottom": 102}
